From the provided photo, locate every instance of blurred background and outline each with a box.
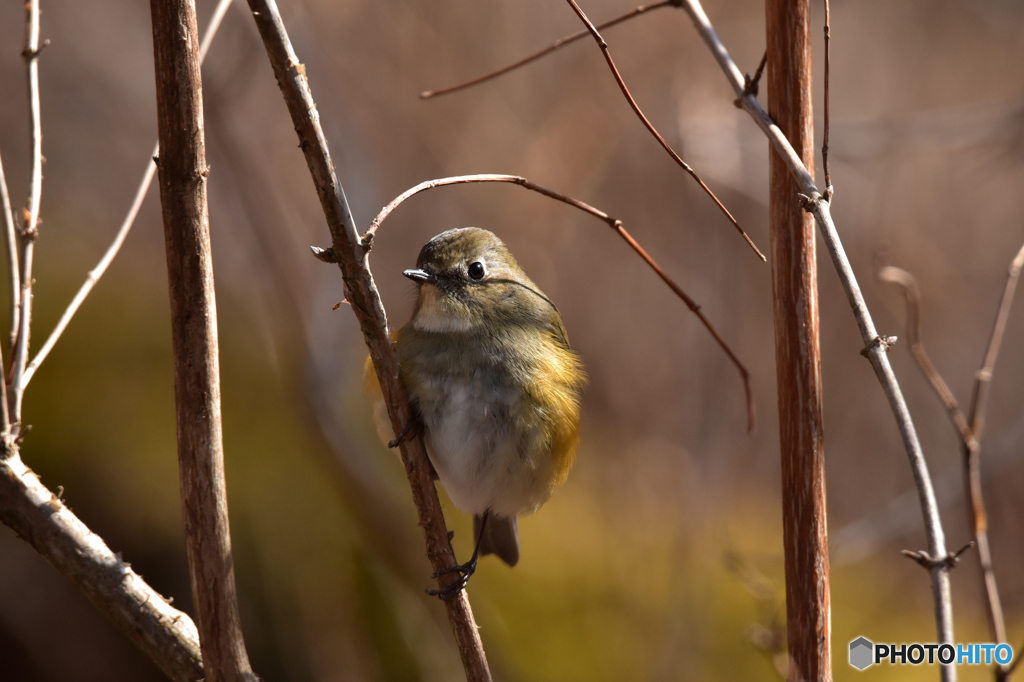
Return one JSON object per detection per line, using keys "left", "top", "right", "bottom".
{"left": 0, "top": 0, "right": 1023, "bottom": 679}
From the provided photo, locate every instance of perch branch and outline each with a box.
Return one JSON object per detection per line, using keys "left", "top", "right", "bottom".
{"left": 421, "top": 1, "right": 678, "bottom": 99}
{"left": 20, "top": 0, "right": 233, "bottom": 391}
{"left": 563, "top": 0, "right": 766, "bottom": 262}
{"left": 364, "top": 173, "right": 755, "bottom": 431}
{"left": 149, "top": 0, "right": 255, "bottom": 678}
{"left": 678, "top": 0, "right": 955, "bottom": 667}
{"left": 243, "top": 0, "right": 492, "bottom": 678}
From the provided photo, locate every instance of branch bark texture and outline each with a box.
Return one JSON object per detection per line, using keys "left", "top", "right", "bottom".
{"left": 244, "top": 0, "right": 491, "bottom": 678}
{"left": 149, "top": 0, "right": 254, "bottom": 679}
{"left": 765, "top": 1, "right": 830, "bottom": 679}
{"left": 0, "top": 451, "right": 204, "bottom": 681}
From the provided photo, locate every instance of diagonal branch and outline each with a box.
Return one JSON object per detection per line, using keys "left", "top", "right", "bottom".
{"left": 0, "top": 150, "right": 19, "bottom": 355}
{"left": 0, "top": 449, "right": 204, "bottom": 681}
{"left": 563, "top": 0, "right": 766, "bottom": 262}
{"left": 20, "top": 0, "right": 233, "bottom": 391}
{"left": 421, "top": 1, "right": 678, "bottom": 99}
{"left": 362, "top": 173, "right": 755, "bottom": 431}
{"left": 243, "top": 1, "right": 492, "bottom": 678}
{"left": 677, "top": 0, "right": 956, "bottom": 669}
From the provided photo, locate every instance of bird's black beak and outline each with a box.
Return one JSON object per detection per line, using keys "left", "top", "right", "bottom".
{"left": 403, "top": 268, "right": 436, "bottom": 284}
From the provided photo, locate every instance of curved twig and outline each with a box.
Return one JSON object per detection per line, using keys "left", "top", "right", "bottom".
{"left": 0, "top": 151, "right": 19, "bottom": 355}
{"left": 364, "top": 173, "right": 755, "bottom": 432}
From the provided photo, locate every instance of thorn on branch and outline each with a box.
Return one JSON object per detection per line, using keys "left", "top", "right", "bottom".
{"left": 311, "top": 245, "right": 338, "bottom": 263}
{"left": 901, "top": 542, "right": 974, "bottom": 571}
{"left": 860, "top": 335, "right": 898, "bottom": 358}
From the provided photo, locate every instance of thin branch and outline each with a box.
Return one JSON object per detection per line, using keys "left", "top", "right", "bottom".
{"left": 421, "top": 1, "right": 677, "bottom": 99}
{"left": 563, "top": 0, "right": 766, "bottom": 262}
{"left": 0, "top": 449, "right": 204, "bottom": 681}
{"left": 821, "top": 0, "right": 832, "bottom": 201}
{"left": 243, "top": 1, "right": 492, "bottom": 678}
{"left": 20, "top": 0, "right": 233, "bottom": 391}
{"left": 150, "top": 0, "right": 255, "bottom": 678}
{"left": 9, "top": 0, "right": 44, "bottom": 431}
{"left": 362, "top": 173, "right": 756, "bottom": 431}
{"left": 678, "top": 0, "right": 956, "bottom": 669}
{"left": 0, "top": 150, "right": 19, "bottom": 355}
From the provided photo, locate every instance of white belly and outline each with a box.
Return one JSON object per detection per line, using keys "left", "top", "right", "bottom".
{"left": 418, "top": 376, "right": 554, "bottom": 518}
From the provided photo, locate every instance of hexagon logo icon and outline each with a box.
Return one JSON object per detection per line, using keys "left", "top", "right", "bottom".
{"left": 850, "top": 637, "right": 874, "bottom": 670}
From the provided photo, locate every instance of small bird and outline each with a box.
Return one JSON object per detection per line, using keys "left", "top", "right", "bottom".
{"left": 368, "top": 227, "right": 585, "bottom": 598}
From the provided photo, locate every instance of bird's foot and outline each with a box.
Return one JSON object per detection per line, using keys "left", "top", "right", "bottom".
{"left": 426, "top": 556, "right": 479, "bottom": 601}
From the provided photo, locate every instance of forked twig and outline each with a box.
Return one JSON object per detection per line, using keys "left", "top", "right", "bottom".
{"left": 19, "top": 0, "right": 233, "bottom": 391}
{"left": 881, "top": 245, "right": 1024, "bottom": 676}
{"left": 362, "top": 174, "right": 756, "bottom": 431}
{"left": 421, "top": 1, "right": 678, "bottom": 99}
{"left": 676, "top": 0, "right": 955, "bottom": 668}
{"left": 563, "top": 0, "right": 766, "bottom": 262}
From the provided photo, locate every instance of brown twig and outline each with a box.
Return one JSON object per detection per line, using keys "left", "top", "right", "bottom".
{"left": 821, "top": 0, "right": 832, "bottom": 201}
{"left": 149, "top": 0, "right": 255, "bottom": 679}
{"left": 363, "top": 173, "right": 756, "bottom": 432}
{"left": 0, "top": 450, "right": 204, "bottom": 681}
{"left": 563, "top": 0, "right": 766, "bottom": 262}
{"left": 421, "top": 1, "right": 677, "bottom": 99}
{"left": 243, "top": 1, "right": 492, "bottom": 678}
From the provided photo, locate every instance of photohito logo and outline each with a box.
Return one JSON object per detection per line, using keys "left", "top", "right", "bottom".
{"left": 849, "top": 636, "right": 1014, "bottom": 670}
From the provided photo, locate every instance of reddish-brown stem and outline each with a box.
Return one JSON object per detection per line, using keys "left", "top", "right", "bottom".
{"left": 364, "top": 173, "right": 755, "bottom": 432}
{"left": 766, "top": 0, "right": 831, "bottom": 680}
{"left": 563, "top": 0, "right": 766, "bottom": 262}
{"left": 149, "top": 0, "right": 255, "bottom": 679}
{"left": 421, "top": 1, "right": 677, "bottom": 99}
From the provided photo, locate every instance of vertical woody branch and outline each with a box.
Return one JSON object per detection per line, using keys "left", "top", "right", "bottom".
{"left": 149, "top": 1, "right": 255, "bottom": 680}
{"left": 766, "top": 0, "right": 831, "bottom": 680}
{"left": 244, "top": 1, "right": 491, "bottom": 679}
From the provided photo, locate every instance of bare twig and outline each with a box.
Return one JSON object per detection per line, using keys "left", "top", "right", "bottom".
{"left": 362, "top": 173, "right": 755, "bottom": 431}
{"left": 150, "top": 0, "right": 255, "bottom": 678}
{"left": 678, "top": 0, "right": 956, "bottom": 672}
{"left": 563, "top": 0, "right": 766, "bottom": 262}
{"left": 243, "top": 1, "right": 492, "bottom": 678}
{"left": 0, "top": 449, "right": 204, "bottom": 681}
{"left": 0, "top": 151, "right": 19, "bottom": 354}
{"left": 10, "top": 0, "right": 44, "bottom": 431}
{"left": 821, "top": 0, "right": 832, "bottom": 201}
{"left": 20, "top": 0, "right": 233, "bottom": 391}
{"left": 880, "top": 248, "right": 1024, "bottom": 676}
{"left": 421, "top": 1, "right": 677, "bottom": 99}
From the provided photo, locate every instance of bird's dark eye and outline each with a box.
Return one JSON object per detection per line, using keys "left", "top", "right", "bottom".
{"left": 468, "top": 261, "right": 486, "bottom": 280}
